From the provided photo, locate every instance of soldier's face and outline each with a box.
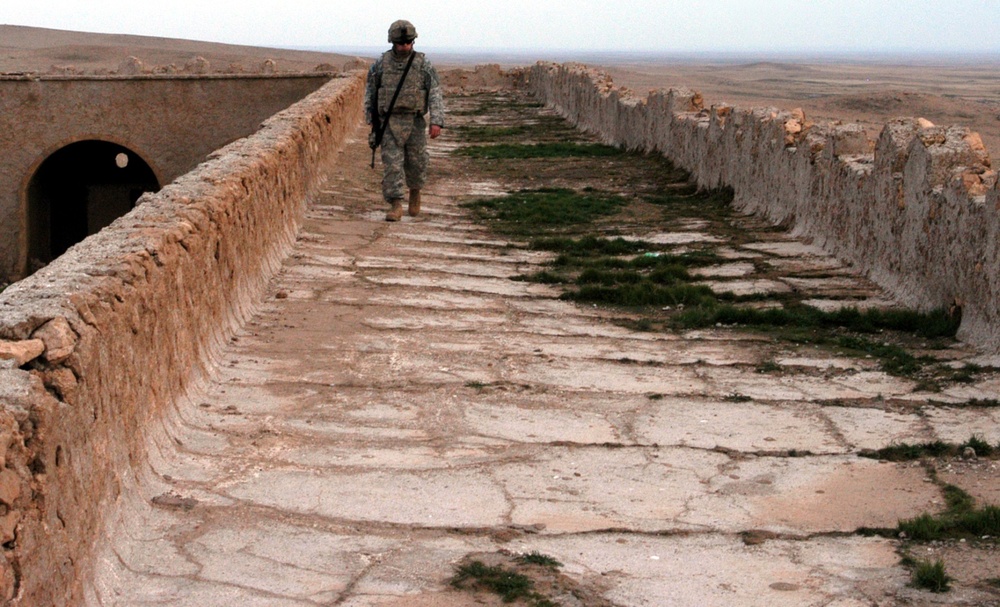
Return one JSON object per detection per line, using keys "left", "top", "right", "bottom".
{"left": 392, "top": 41, "right": 414, "bottom": 55}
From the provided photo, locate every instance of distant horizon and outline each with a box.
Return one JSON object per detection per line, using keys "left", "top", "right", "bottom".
{"left": 2, "top": 1, "right": 998, "bottom": 58}
{"left": 296, "top": 44, "right": 1000, "bottom": 66}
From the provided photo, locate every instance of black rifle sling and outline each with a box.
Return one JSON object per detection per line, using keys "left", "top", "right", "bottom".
{"left": 371, "top": 50, "right": 418, "bottom": 168}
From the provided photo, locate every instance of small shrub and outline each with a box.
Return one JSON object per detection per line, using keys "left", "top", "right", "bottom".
{"left": 911, "top": 559, "right": 952, "bottom": 593}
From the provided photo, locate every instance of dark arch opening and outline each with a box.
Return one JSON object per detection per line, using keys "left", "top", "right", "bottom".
{"left": 27, "top": 140, "right": 159, "bottom": 267}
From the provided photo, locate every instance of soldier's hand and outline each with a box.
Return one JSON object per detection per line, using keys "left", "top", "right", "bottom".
{"left": 429, "top": 124, "right": 442, "bottom": 139}
{"left": 368, "top": 130, "right": 378, "bottom": 149}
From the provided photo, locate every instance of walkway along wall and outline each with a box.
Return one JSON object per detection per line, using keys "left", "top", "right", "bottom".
{"left": 0, "top": 72, "right": 365, "bottom": 605}
{"left": 523, "top": 62, "right": 1000, "bottom": 352}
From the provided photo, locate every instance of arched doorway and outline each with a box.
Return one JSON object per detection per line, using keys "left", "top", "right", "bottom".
{"left": 27, "top": 140, "right": 160, "bottom": 266}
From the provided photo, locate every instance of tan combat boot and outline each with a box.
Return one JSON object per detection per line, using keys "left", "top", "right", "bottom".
{"left": 385, "top": 199, "right": 404, "bottom": 222}
{"left": 408, "top": 189, "right": 421, "bottom": 217}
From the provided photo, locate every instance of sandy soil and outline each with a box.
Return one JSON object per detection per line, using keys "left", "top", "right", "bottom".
{"left": 0, "top": 24, "right": 361, "bottom": 74}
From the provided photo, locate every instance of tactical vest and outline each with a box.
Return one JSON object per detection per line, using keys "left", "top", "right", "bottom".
{"left": 378, "top": 50, "right": 427, "bottom": 115}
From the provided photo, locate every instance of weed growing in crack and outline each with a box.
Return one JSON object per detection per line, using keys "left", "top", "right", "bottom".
{"left": 454, "top": 124, "right": 536, "bottom": 141}
{"left": 517, "top": 551, "right": 562, "bottom": 568}
{"left": 859, "top": 436, "right": 1000, "bottom": 461}
{"left": 452, "top": 561, "right": 534, "bottom": 602}
{"left": 961, "top": 398, "right": 1000, "bottom": 408}
{"left": 963, "top": 435, "right": 995, "bottom": 457}
{"left": 565, "top": 282, "right": 717, "bottom": 307}
{"left": 899, "top": 506, "right": 1000, "bottom": 541}
{"left": 529, "top": 235, "right": 652, "bottom": 256}
{"left": 670, "top": 304, "right": 957, "bottom": 377}
{"left": 455, "top": 142, "right": 625, "bottom": 159}
{"left": 673, "top": 304, "right": 959, "bottom": 339}
{"left": 451, "top": 560, "right": 560, "bottom": 606}
{"left": 756, "top": 360, "right": 782, "bottom": 373}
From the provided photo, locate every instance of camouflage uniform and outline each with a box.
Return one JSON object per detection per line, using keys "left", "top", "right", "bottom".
{"left": 365, "top": 47, "right": 445, "bottom": 203}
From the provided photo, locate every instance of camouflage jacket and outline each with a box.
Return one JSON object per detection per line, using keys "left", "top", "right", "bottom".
{"left": 365, "top": 50, "right": 446, "bottom": 128}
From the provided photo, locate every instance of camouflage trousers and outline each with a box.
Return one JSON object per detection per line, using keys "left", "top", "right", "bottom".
{"left": 380, "top": 112, "right": 429, "bottom": 202}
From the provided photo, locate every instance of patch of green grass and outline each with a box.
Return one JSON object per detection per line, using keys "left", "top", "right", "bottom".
{"left": 511, "top": 271, "right": 568, "bottom": 284}
{"left": 650, "top": 187, "right": 736, "bottom": 223}
{"left": 452, "top": 561, "right": 533, "bottom": 602}
{"left": 455, "top": 142, "right": 625, "bottom": 159}
{"left": 529, "top": 235, "right": 651, "bottom": 256}
{"left": 834, "top": 335, "right": 923, "bottom": 376}
{"left": 943, "top": 484, "right": 976, "bottom": 515}
{"left": 643, "top": 185, "right": 700, "bottom": 201}
{"left": 949, "top": 363, "right": 983, "bottom": 384}
{"left": 451, "top": 559, "right": 561, "bottom": 606}
{"left": 724, "top": 393, "right": 753, "bottom": 403}
{"left": 454, "top": 124, "right": 536, "bottom": 141}
{"left": 911, "top": 558, "right": 952, "bottom": 593}
{"left": 962, "top": 398, "right": 1000, "bottom": 408}
{"left": 860, "top": 440, "right": 962, "bottom": 461}
{"left": 898, "top": 504, "right": 1000, "bottom": 541}
{"left": 673, "top": 304, "right": 960, "bottom": 340}
{"left": 563, "top": 282, "right": 717, "bottom": 308}
{"left": 451, "top": 97, "right": 544, "bottom": 117}
{"left": 629, "top": 318, "right": 655, "bottom": 331}
{"left": 461, "top": 188, "right": 627, "bottom": 235}
{"left": 963, "top": 435, "right": 995, "bottom": 457}
{"left": 517, "top": 552, "right": 562, "bottom": 568}
{"left": 861, "top": 436, "right": 1000, "bottom": 462}
{"left": 756, "top": 360, "right": 782, "bottom": 374}
{"left": 670, "top": 304, "right": 956, "bottom": 377}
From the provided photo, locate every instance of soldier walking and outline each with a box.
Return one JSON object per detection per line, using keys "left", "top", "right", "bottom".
{"left": 365, "top": 20, "right": 446, "bottom": 221}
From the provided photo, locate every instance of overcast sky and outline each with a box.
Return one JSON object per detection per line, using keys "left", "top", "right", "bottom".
{"left": 3, "top": 0, "right": 999, "bottom": 54}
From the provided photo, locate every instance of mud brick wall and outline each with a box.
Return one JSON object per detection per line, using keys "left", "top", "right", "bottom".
{"left": 523, "top": 62, "right": 1000, "bottom": 352}
{"left": 0, "top": 72, "right": 365, "bottom": 605}
{"left": 0, "top": 74, "right": 335, "bottom": 282}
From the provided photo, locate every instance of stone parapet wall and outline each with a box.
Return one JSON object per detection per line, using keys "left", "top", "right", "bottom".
{"left": 523, "top": 62, "right": 1000, "bottom": 352}
{"left": 0, "top": 72, "right": 365, "bottom": 605}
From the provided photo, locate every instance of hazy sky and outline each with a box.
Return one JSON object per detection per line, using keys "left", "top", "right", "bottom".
{"left": 3, "top": 0, "right": 999, "bottom": 54}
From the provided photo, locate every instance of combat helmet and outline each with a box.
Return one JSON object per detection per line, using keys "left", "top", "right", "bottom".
{"left": 388, "top": 20, "right": 418, "bottom": 44}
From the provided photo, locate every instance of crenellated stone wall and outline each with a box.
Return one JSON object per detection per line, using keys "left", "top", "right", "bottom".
{"left": 523, "top": 62, "right": 1000, "bottom": 352}
{"left": 0, "top": 71, "right": 365, "bottom": 605}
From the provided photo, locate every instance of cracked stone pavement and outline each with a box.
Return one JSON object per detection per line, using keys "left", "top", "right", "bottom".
{"left": 86, "top": 95, "right": 1000, "bottom": 606}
